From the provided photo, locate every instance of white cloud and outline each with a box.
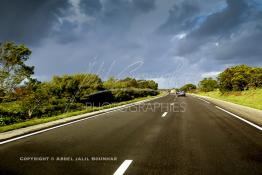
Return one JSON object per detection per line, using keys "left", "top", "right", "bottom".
{"left": 201, "top": 71, "right": 221, "bottom": 78}
{"left": 60, "top": 0, "right": 94, "bottom": 26}
{"left": 170, "top": 33, "right": 187, "bottom": 42}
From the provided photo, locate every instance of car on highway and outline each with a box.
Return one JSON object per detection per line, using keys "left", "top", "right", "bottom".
{"left": 177, "top": 91, "right": 186, "bottom": 97}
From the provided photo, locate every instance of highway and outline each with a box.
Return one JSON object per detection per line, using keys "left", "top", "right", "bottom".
{"left": 0, "top": 94, "right": 262, "bottom": 175}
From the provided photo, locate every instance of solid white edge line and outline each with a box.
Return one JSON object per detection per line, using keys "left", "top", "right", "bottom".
{"left": 0, "top": 97, "right": 159, "bottom": 145}
{"left": 198, "top": 98, "right": 210, "bottom": 104}
{"left": 113, "top": 160, "right": 133, "bottom": 175}
{"left": 215, "top": 106, "right": 262, "bottom": 131}
{"left": 162, "top": 112, "right": 168, "bottom": 117}
{"left": 0, "top": 110, "right": 113, "bottom": 145}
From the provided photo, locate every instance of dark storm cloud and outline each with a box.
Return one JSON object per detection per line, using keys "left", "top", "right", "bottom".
{"left": 157, "top": 0, "right": 225, "bottom": 34}
{"left": 79, "top": 0, "right": 102, "bottom": 15}
{"left": 214, "top": 23, "right": 262, "bottom": 64}
{"left": 102, "top": 0, "right": 156, "bottom": 13}
{"left": 132, "top": 0, "right": 156, "bottom": 13}
{"left": 157, "top": 1, "right": 200, "bottom": 34}
{"left": 191, "top": 0, "right": 247, "bottom": 39}
{"left": 1, "top": 0, "right": 261, "bottom": 88}
{"left": 0, "top": 0, "right": 71, "bottom": 45}
{"left": 0, "top": 0, "right": 157, "bottom": 45}
{"left": 101, "top": 0, "right": 156, "bottom": 25}
{"left": 52, "top": 20, "right": 80, "bottom": 44}
{"left": 165, "top": 0, "right": 262, "bottom": 66}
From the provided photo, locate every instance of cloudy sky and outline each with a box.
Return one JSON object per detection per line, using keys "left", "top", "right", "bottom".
{"left": 1, "top": 0, "right": 262, "bottom": 88}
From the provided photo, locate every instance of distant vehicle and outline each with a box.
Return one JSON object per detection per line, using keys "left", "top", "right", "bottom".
{"left": 177, "top": 91, "right": 186, "bottom": 97}
{"left": 170, "top": 89, "right": 177, "bottom": 94}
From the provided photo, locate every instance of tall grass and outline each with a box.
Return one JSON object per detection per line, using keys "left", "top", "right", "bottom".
{"left": 196, "top": 88, "right": 262, "bottom": 110}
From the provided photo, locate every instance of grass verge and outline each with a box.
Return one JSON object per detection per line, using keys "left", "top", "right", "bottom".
{"left": 0, "top": 92, "right": 165, "bottom": 133}
{"left": 195, "top": 88, "right": 262, "bottom": 110}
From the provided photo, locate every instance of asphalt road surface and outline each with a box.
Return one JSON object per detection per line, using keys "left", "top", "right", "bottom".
{"left": 1, "top": 94, "right": 262, "bottom": 175}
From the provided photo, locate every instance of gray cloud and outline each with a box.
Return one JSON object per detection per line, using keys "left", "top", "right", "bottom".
{"left": 80, "top": 0, "right": 102, "bottom": 15}
{"left": 100, "top": 0, "right": 156, "bottom": 28}
{"left": 157, "top": 0, "right": 224, "bottom": 34}
{"left": 166, "top": 0, "right": 262, "bottom": 67}
{"left": 191, "top": 0, "right": 248, "bottom": 38}
{"left": 0, "top": 0, "right": 71, "bottom": 45}
{"left": 1, "top": 0, "right": 262, "bottom": 88}
{"left": 157, "top": 1, "right": 200, "bottom": 34}
{"left": 132, "top": 0, "right": 156, "bottom": 13}
{"left": 214, "top": 22, "right": 262, "bottom": 64}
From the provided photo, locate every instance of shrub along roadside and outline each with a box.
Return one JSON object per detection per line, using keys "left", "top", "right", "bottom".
{"left": 0, "top": 92, "right": 165, "bottom": 133}
{"left": 0, "top": 88, "right": 159, "bottom": 126}
{"left": 218, "top": 65, "right": 262, "bottom": 92}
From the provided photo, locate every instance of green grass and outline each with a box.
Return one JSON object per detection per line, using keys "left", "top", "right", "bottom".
{"left": 196, "top": 88, "right": 262, "bottom": 110}
{"left": 0, "top": 92, "right": 165, "bottom": 133}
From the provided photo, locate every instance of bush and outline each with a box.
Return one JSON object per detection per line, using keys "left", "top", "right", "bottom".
{"left": 80, "top": 90, "right": 115, "bottom": 106}
{"left": 103, "top": 77, "right": 158, "bottom": 90}
{"left": 112, "top": 89, "right": 134, "bottom": 102}
{"left": 199, "top": 78, "right": 218, "bottom": 92}
{"left": 218, "top": 65, "right": 262, "bottom": 92}
{"left": 0, "top": 72, "right": 159, "bottom": 124}
{"left": 46, "top": 74, "right": 103, "bottom": 100}
{"left": 180, "top": 84, "right": 197, "bottom": 92}
{"left": 0, "top": 117, "right": 21, "bottom": 126}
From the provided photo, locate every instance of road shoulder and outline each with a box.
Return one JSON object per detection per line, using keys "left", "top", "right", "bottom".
{"left": 189, "top": 93, "right": 262, "bottom": 127}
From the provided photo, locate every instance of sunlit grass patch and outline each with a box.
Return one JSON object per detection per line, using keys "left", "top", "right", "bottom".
{"left": 196, "top": 88, "right": 262, "bottom": 110}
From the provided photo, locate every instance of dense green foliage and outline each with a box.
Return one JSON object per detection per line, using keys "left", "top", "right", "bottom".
{"left": 199, "top": 77, "right": 218, "bottom": 92}
{"left": 179, "top": 84, "right": 197, "bottom": 92}
{"left": 0, "top": 42, "right": 34, "bottom": 98}
{"left": 48, "top": 74, "right": 103, "bottom": 100}
{"left": 218, "top": 65, "right": 262, "bottom": 92}
{"left": 103, "top": 77, "right": 158, "bottom": 90}
{"left": 180, "top": 65, "right": 262, "bottom": 94}
{"left": 137, "top": 80, "right": 158, "bottom": 90}
{"left": 0, "top": 42, "right": 159, "bottom": 126}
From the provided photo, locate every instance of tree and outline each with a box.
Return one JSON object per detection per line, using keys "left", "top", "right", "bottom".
{"left": 103, "top": 77, "right": 117, "bottom": 89}
{"left": 121, "top": 77, "right": 138, "bottom": 88}
{"left": 19, "top": 79, "right": 49, "bottom": 118}
{"left": 231, "top": 72, "right": 249, "bottom": 91}
{"left": 137, "top": 80, "right": 158, "bottom": 90}
{"left": 48, "top": 74, "right": 103, "bottom": 102}
{"left": 180, "top": 84, "right": 196, "bottom": 92}
{"left": 103, "top": 77, "right": 139, "bottom": 89}
{"left": 0, "top": 42, "right": 34, "bottom": 95}
{"left": 218, "top": 65, "right": 254, "bottom": 92}
{"left": 147, "top": 80, "right": 158, "bottom": 90}
{"left": 199, "top": 77, "right": 218, "bottom": 92}
{"left": 249, "top": 67, "right": 262, "bottom": 88}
